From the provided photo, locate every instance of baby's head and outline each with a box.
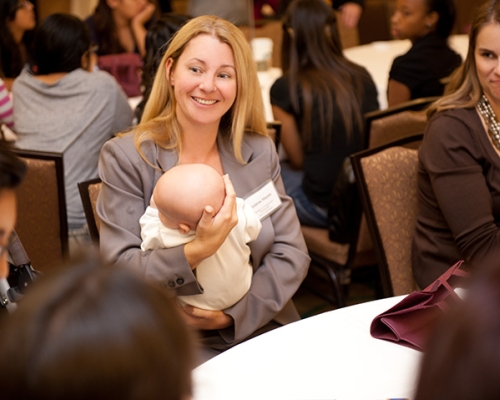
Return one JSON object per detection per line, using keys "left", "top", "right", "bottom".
{"left": 153, "top": 164, "right": 225, "bottom": 234}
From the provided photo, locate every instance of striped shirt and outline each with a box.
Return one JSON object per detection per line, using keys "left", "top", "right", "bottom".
{"left": 0, "top": 79, "right": 14, "bottom": 128}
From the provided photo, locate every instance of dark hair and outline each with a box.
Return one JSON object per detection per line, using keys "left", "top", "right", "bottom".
{"left": 29, "top": 13, "right": 91, "bottom": 75}
{"left": 136, "top": 12, "right": 191, "bottom": 121}
{"left": 0, "top": 0, "right": 32, "bottom": 78}
{"left": 0, "top": 253, "right": 195, "bottom": 400}
{"left": 425, "top": 0, "right": 457, "bottom": 39}
{"left": 415, "top": 263, "right": 500, "bottom": 399}
{"left": 91, "top": 0, "right": 125, "bottom": 55}
{"left": 281, "top": 0, "right": 368, "bottom": 147}
{"left": 0, "top": 140, "right": 26, "bottom": 189}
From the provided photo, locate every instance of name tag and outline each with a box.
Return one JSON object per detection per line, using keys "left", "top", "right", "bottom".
{"left": 244, "top": 180, "right": 282, "bottom": 221}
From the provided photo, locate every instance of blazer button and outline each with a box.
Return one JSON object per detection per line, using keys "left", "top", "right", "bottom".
{"left": 176, "top": 277, "right": 185, "bottom": 285}
{"left": 167, "top": 280, "right": 175, "bottom": 288}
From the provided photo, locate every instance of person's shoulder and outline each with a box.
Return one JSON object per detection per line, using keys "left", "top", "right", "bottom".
{"left": 426, "top": 108, "right": 479, "bottom": 143}
{"left": 242, "top": 132, "right": 275, "bottom": 150}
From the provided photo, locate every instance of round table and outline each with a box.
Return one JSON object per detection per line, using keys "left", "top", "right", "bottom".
{"left": 192, "top": 295, "right": 422, "bottom": 400}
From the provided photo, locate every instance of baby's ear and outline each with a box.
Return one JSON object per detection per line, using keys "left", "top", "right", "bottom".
{"left": 178, "top": 223, "right": 191, "bottom": 235}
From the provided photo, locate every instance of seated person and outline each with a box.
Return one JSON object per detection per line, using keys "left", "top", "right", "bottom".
{"left": 388, "top": 0, "right": 462, "bottom": 106}
{"left": 85, "top": 0, "right": 156, "bottom": 58}
{"left": 13, "top": 13, "right": 133, "bottom": 253}
{"left": 140, "top": 163, "right": 262, "bottom": 311}
{"left": 0, "top": 0, "right": 36, "bottom": 91}
{"left": 412, "top": 0, "right": 500, "bottom": 287}
{"left": 0, "top": 253, "right": 195, "bottom": 400}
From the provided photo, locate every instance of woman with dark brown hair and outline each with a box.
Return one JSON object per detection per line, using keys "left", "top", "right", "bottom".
{"left": 270, "top": 0, "right": 378, "bottom": 228}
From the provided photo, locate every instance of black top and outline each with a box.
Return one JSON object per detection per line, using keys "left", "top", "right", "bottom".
{"left": 389, "top": 32, "right": 462, "bottom": 100}
{"left": 270, "top": 69, "right": 379, "bottom": 209}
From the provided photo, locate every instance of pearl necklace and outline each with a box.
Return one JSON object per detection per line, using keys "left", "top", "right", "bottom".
{"left": 477, "top": 95, "right": 500, "bottom": 151}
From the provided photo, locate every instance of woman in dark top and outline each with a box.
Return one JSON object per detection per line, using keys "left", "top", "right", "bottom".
{"left": 0, "top": 0, "right": 36, "bottom": 90}
{"left": 412, "top": 0, "right": 500, "bottom": 288}
{"left": 388, "top": 0, "right": 462, "bottom": 107}
{"left": 270, "top": 0, "right": 378, "bottom": 228}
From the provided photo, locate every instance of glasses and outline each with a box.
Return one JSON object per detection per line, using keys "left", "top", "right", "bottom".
{"left": 16, "top": 0, "right": 32, "bottom": 9}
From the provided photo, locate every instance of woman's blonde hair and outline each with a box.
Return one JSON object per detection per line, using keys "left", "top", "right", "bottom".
{"left": 428, "top": 0, "right": 500, "bottom": 116}
{"left": 133, "top": 15, "right": 268, "bottom": 164}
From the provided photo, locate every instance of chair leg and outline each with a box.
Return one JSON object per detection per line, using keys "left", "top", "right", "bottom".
{"left": 303, "top": 256, "right": 346, "bottom": 308}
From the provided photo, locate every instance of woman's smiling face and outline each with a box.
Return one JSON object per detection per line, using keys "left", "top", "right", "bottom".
{"left": 166, "top": 34, "right": 237, "bottom": 131}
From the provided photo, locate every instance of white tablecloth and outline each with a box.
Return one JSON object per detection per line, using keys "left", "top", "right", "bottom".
{"left": 193, "top": 296, "right": 422, "bottom": 400}
{"left": 344, "top": 35, "right": 469, "bottom": 110}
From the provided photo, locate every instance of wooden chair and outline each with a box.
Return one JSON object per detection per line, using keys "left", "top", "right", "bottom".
{"left": 78, "top": 178, "right": 102, "bottom": 243}
{"left": 350, "top": 133, "right": 423, "bottom": 297}
{"left": 12, "top": 149, "right": 68, "bottom": 274}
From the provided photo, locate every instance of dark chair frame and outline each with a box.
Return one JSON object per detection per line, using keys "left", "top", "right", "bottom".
{"left": 78, "top": 178, "right": 102, "bottom": 243}
{"left": 350, "top": 133, "right": 424, "bottom": 297}
{"left": 11, "top": 148, "right": 69, "bottom": 259}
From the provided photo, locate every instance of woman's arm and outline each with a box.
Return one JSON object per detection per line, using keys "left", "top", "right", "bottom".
{"left": 387, "top": 79, "right": 411, "bottom": 107}
{"left": 98, "top": 136, "right": 202, "bottom": 293}
{"left": 421, "top": 112, "right": 500, "bottom": 266}
{"left": 131, "top": 2, "right": 156, "bottom": 57}
{"left": 272, "top": 105, "right": 303, "bottom": 169}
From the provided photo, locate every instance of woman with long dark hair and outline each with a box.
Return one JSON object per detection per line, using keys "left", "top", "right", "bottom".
{"left": 0, "top": 0, "right": 36, "bottom": 90}
{"left": 270, "top": 0, "right": 378, "bottom": 228}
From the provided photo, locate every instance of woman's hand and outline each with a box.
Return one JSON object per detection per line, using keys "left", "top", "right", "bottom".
{"left": 184, "top": 174, "right": 238, "bottom": 269}
{"left": 179, "top": 304, "right": 234, "bottom": 330}
{"left": 132, "top": 2, "right": 156, "bottom": 27}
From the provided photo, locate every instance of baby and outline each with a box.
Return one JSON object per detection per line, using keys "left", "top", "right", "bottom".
{"left": 140, "top": 163, "right": 262, "bottom": 310}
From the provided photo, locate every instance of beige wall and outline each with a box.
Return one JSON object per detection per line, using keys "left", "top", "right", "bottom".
{"left": 37, "top": 0, "right": 97, "bottom": 20}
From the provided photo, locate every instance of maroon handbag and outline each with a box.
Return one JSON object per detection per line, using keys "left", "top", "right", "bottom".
{"left": 97, "top": 53, "right": 143, "bottom": 97}
{"left": 370, "top": 260, "right": 469, "bottom": 351}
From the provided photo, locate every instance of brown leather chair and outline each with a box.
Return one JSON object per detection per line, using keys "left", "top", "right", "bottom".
{"left": 350, "top": 134, "right": 423, "bottom": 297}
{"left": 78, "top": 178, "right": 102, "bottom": 243}
{"left": 12, "top": 149, "right": 68, "bottom": 274}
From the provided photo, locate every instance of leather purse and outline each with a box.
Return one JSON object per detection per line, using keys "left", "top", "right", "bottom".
{"left": 370, "top": 260, "right": 469, "bottom": 351}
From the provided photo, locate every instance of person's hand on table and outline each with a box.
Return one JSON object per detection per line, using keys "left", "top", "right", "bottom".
{"left": 180, "top": 304, "right": 234, "bottom": 330}
{"left": 184, "top": 174, "right": 238, "bottom": 269}
{"left": 339, "top": 2, "right": 363, "bottom": 29}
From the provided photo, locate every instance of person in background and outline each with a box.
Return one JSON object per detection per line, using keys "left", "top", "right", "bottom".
{"left": 0, "top": 253, "right": 195, "bottom": 400}
{"left": 412, "top": 0, "right": 500, "bottom": 288}
{"left": 85, "top": 0, "right": 157, "bottom": 57}
{"left": 97, "top": 15, "right": 310, "bottom": 364}
{"left": 414, "top": 262, "right": 500, "bottom": 400}
{"left": 13, "top": 13, "right": 133, "bottom": 255}
{"left": 0, "top": 140, "right": 26, "bottom": 280}
{"left": 135, "top": 12, "right": 191, "bottom": 122}
{"left": 0, "top": 0, "right": 36, "bottom": 91}
{"left": 0, "top": 78, "right": 14, "bottom": 129}
{"left": 279, "top": 0, "right": 365, "bottom": 29}
{"left": 270, "top": 0, "right": 378, "bottom": 228}
{"left": 388, "top": 0, "right": 462, "bottom": 107}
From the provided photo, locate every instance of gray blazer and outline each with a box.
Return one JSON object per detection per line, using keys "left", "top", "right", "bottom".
{"left": 97, "top": 131, "right": 310, "bottom": 349}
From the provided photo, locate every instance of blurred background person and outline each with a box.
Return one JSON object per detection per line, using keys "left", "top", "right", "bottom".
{"left": 13, "top": 13, "right": 133, "bottom": 255}
{"left": 271, "top": 0, "right": 378, "bottom": 228}
{"left": 0, "top": 0, "right": 36, "bottom": 91}
{"left": 0, "top": 253, "right": 195, "bottom": 400}
{"left": 387, "top": 0, "right": 462, "bottom": 107}
{"left": 85, "top": 0, "right": 157, "bottom": 58}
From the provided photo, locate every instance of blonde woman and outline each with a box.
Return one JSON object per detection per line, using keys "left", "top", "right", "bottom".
{"left": 97, "top": 15, "right": 310, "bottom": 363}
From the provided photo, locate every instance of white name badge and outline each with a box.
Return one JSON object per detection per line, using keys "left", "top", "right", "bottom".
{"left": 244, "top": 180, "right": 282, "bottom": 221}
